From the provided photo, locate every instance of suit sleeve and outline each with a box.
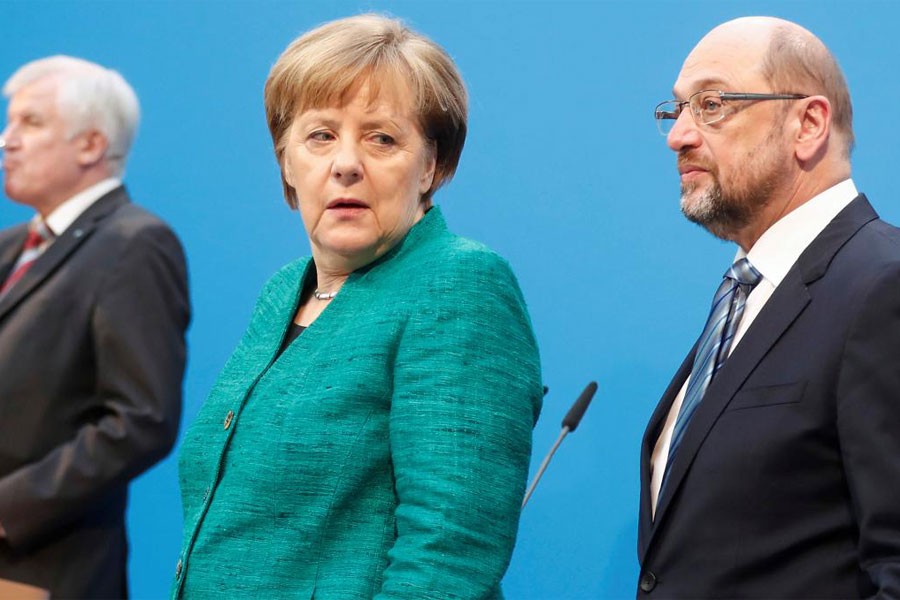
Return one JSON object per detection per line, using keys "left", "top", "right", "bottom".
{"left": 376, "top": 251, "right": 542, "bottom": 599}
{"left": 0, "top": 223, "right": 190, "bottom": 548}
{"left": 837, "top": 261, "right": 900, "bottom": 597}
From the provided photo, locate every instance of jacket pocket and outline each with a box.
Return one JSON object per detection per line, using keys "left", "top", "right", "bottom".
{"left": 727, "top": 381, "right": 807, "bottom": 411}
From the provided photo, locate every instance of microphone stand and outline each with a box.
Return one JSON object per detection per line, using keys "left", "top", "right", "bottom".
{"left": 522, "top": 381, "right": 597, "bottom": 509}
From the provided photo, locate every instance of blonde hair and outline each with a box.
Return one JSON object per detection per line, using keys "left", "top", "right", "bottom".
{"left": 264, "top": 14, "right": 468, "bottom": 208}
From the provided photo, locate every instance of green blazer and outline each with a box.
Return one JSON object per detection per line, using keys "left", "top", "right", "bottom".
{"left": 174, "top": 208, "right": 542, "bottom": 599}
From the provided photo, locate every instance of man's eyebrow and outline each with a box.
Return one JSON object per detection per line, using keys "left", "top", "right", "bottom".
{"left": 673, "top": 78, "right": 730, "bottom": 99}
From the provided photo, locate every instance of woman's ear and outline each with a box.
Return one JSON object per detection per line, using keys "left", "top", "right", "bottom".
{"left": 419, "top": 142, "right": 437, "bottom": 196}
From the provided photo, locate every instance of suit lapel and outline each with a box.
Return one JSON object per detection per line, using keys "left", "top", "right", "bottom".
{"left": 650, "top": 275, "right": 811, "bottom": 533}
{"left": 639, "top": 350, "right": 694, "bottom": 559}
{"left": 0, "top": 187, "right": 128, "bottom": 322}
{"left": 0, "top": 225, "right": 28, "bottom": 283}
{"left": 642, "top": 194, "right": 878, "bottom": 557}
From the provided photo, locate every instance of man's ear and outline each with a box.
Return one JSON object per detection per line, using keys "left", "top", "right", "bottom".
{"left": 794, "top": 95, "right": 831, "bottom": 162}
{"left": 76, "top": 130, "right": 109, "bottom": 167}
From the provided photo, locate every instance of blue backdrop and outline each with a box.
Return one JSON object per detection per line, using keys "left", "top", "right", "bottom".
{"left": 2, "top": 1, "right": 899, "bottom": 598}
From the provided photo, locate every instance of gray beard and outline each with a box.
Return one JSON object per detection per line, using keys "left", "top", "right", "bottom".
{"left": 680, "top": 179, "right": 755, "bottom": 241}
{"left": 680, "top": 163, "right": 781, "bottom": 242}
{"left": 679, "top": 120, "right": 786, "bottom": 242}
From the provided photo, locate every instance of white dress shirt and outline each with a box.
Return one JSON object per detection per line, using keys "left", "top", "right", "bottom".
{"left": 41, "top": 178, "right": 122, "bottom": 236}
{"left": 650, "top": 178, "right": 860, "bottom": 516}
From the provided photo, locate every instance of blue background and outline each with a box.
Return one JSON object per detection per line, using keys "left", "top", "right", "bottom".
{"left": 2, "top": 1, "right": 899, "bottom": 598}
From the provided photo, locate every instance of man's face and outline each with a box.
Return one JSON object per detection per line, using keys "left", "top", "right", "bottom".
{"left": 1, "top": 77, "right": 86, "bottom": 214}
{"left": 666, "top": 30, "right": 793, "bottom": 242}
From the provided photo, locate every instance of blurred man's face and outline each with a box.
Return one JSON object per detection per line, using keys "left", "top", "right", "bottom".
{"left": 1, "top": 77, "right": 86, "bottom": 215}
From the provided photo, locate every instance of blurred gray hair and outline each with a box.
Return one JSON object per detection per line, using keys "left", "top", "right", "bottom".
{"left": 3, "top": 55, "right": 140, "bottom": 177}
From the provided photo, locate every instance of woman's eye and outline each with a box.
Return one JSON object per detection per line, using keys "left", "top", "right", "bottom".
{"left": 371, "top": 133, "right": 395, "bottom": 146}
{"left": 308, "top": 131, "right": 334, "bottom": 142}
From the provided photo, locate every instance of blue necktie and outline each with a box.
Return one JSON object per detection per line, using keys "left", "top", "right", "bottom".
{"left": 662, "top": 258, "right": 762, "bottom": 488}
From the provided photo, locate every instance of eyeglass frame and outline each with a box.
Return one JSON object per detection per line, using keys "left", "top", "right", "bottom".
{"left": 654, "top": 90, "right": 810, "bottom": 136}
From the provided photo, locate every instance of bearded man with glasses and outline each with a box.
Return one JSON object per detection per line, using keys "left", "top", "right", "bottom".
{"left": 638, "top": 16, "right": 900, "bottom": 598}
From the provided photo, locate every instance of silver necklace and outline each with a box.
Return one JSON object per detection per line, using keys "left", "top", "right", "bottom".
{"left": 314, "top": 289, "right": 337, "bottom": 301}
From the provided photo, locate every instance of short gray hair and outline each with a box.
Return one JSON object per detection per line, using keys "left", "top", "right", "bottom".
{"left": 3, "top": 55, "right": 140, "bottom": 177}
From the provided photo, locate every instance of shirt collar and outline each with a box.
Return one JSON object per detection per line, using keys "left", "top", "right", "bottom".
{"left": 40, "top": 178, "right": 122, "bottom": 236}
{"left": 737, "top": 178, "right": 858, "bottom": 287}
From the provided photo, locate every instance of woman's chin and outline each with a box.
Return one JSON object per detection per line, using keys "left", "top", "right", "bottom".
{"left": 314, "top": 237, "right": 378, "bottom": 267}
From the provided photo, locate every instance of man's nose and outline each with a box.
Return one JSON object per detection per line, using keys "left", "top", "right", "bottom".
{"left": 666, "top": 110, "right": 701, "bottom": 152}
{"left": 0, "top": 123, "right": 20, "bottom": 150}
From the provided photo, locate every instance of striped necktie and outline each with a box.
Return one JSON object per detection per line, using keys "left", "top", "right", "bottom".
{"left": 0, "top": 220, "right": 54, "bottom": 297}
{"left": 662, "top": 258, "right": 762, "bottom": 488}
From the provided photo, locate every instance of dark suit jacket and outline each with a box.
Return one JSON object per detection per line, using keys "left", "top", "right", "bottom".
{"left": 638, "top": 195, "right": 900, "bottom": 598}
{"left": 0, "top": 186, "right": 190, "bottom": 598}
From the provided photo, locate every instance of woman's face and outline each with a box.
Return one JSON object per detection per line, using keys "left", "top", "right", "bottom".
{"left": 284, "top": 82, "right": 436, "bottom": 273}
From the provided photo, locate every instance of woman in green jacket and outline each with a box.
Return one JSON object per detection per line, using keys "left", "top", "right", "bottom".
{"left": 173, "top": 14, "right": 542, "bottom": 599}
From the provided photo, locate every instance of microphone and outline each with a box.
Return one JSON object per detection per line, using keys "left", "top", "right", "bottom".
{"left": 522, "top": 381, "right": 597, "bottom": 508}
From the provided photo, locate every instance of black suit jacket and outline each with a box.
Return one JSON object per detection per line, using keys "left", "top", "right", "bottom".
{"left": 0, "top": 186, "right": 190, "bottom": 598}
{"left": 638, "top": 195, "right": 900, "bottom": 598}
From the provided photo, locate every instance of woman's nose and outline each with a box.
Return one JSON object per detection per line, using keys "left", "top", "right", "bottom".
{"left": 331, "top": 141, "right": 363, "bottom": 184}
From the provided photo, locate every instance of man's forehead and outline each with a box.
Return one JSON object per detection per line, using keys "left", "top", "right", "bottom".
{"left": 672, "top": 35, "right": 768, "bottom": 97}
{"left": 7, "top": 78, "right": 59, "bottom": 114}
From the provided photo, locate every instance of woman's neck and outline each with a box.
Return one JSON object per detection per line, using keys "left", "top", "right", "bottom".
{"left": 314, "top": 269, "right": 349, "bottom": 296}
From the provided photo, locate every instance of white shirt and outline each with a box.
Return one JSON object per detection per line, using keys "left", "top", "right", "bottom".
{"left": 40, "top": 178, "right": 122, "bottom": 236}
{"left": 649, "top": 178, "right": 859, "bottom": 517}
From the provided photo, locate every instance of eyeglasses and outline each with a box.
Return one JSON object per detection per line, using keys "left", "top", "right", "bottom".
{"left": 654, "top": 90, "right": 809, "bottom": 135}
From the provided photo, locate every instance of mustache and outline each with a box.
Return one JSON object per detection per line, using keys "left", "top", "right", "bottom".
{"left": 677, "top": 151, "right": 715, "bottom": 173}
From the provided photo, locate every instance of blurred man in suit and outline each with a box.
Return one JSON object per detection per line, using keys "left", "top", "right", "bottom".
{"left": 640, "top": 17, "right": 900, "bottom": 597}
{"left": 0, "top": 56, "right": 189, "bottom": 598}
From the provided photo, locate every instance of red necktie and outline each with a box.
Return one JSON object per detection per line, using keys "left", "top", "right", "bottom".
{"left": 0, "top": 220, "right": 53, "bottom": 296}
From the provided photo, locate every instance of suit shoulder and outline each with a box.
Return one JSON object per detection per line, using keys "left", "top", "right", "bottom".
{"left": 867, "top": 218, "right": 900, "bottom": 251}
{"left": 104, "top": 202, "right": 177, "bottom": 237}
{"left": 91, "top": 203, "right": 185, "bottom": 260}
{"left": 821, "top": 219, "right": 900, "bottom": 302}
{"left": 842, "top": 218, "right": 900, "bottom": 269}
{"left": 0, "top": 223, "right": 28, "bottom": 246}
